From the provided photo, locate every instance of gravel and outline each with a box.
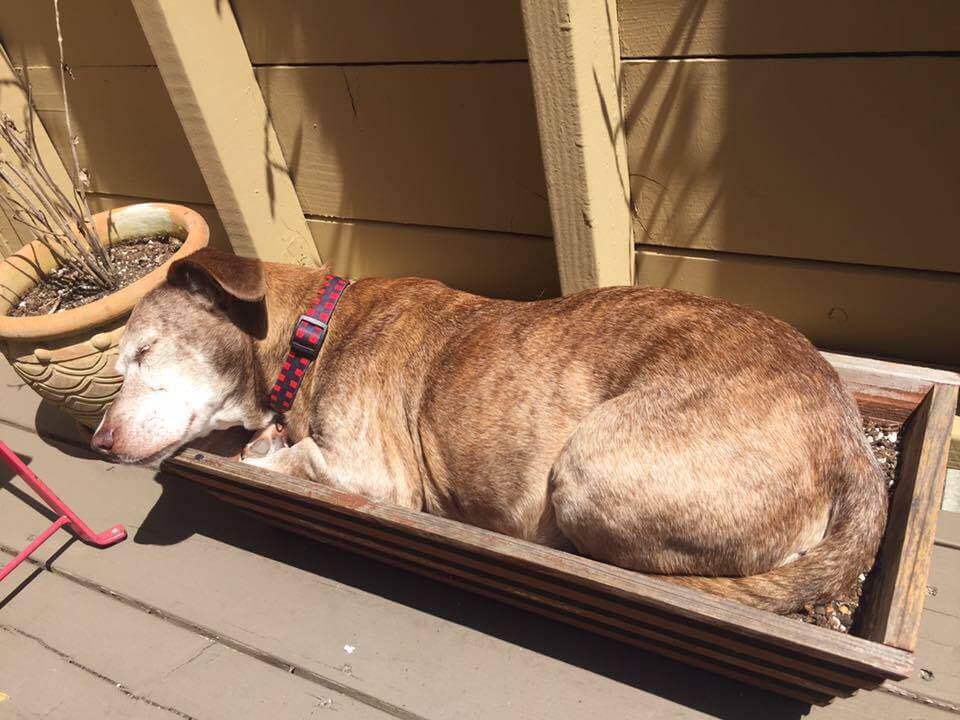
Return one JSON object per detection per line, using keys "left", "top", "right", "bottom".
{"left": 790, "top": 418, "right": 901, "bottom": 632}
{"left": 8, "top": 234, "right": 180, "bottom": 317}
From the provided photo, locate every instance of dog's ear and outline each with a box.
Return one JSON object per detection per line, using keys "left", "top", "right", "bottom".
{"left": 168, "top": 248, "right": 266, "bottom": 302}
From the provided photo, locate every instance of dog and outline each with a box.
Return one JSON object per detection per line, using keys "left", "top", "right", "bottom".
{"left": 92, "top": 249, "right": 887, "bottom": 613}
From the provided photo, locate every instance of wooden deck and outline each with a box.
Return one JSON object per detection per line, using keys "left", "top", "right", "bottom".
{"left": 1, "top": 359, "right": 959, "bottom": 720}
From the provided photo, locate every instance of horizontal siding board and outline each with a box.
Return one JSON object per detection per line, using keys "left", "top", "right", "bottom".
{"left": 308, "top": 218, "right": 560, "bottom": 300}
{"left": 258, "top": 64, "right": 551, "bottom": 237}
{"left": 234, "top": 0, "right": 527, "bottom": 64}
{"left": 635, "top": 246, "right": 960, "bottom": 365}
{"left": 28, "top": 66, "right": 211, "bottom": 204}
{"left": 0, "top": 0, "right": 154, "bottom": 68}
{"left": 623, "top": 57, "right": 960, "bottom": 274}
{"left": 619, "top": 0, "right": 960, "bottom": 58}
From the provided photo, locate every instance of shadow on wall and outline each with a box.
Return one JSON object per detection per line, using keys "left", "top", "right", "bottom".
{"left": 622, "top": 0, "right": 960, "bottom": 365}
{"left": 242, "top": 2, "right": 561, "bottom": 300}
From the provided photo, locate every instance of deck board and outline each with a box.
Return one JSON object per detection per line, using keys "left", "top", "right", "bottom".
{"left": 0, "top": 563, "right": 388, "bottom": 719}
{"left": 2, "top": 359, "right": 959, "bottom": 718}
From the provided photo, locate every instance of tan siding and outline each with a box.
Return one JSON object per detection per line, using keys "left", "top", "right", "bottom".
{"left": 622, "top": 57, "right": 960, "bottom": 273}
{"left": 0, "top": 202, "right": 24, "bottom": 255}
{"left": 308, "top": 218, "right": 559, "bottom": 299}
{"left": 0, "top": 0, "right": 153, "bottom": 68}
{"left": 234, "top": 0, "right": 527, "bottom": 64}
{"left": 635, "top": 247, "right": 960, "bottom": 365}
{"left": 257, "top": 64, "right": 551, "bottom": 237}
{"left": 619, "top": 0, "right": 960, "bottom": 58}
{"left": 28, "top": 66, "right": 211, "bottom": 204}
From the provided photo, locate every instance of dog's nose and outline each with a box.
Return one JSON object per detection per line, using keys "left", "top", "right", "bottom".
{"left": 91, "top": 426, "right": 115, "bottom": 454}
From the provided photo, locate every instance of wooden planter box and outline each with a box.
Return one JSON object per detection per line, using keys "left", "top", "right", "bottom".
{"left": 162, "top": 352, "right": 958, "bottom": 705}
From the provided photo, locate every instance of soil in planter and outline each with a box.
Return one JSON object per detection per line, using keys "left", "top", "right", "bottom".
{"left": 790, "top": 418, "right": 902, "bottom": 632}
{"left": 8, "top": 234, "right": 181, "bottom": 317}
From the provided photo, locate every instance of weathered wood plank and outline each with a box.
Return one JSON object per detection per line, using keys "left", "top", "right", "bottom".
{"left": 257, "top": 64, "right": 551, "bottom": 237}
{"left": 622, "top": 57, "right": 960, "bottom": 274}
{"left": 165, "top": 451, "right": 914, "bottom": 682}
{"left": 0, "top": 627, "right": 173, "bottom": 720}
{"left": 234, "top": 0, "right": 527, "bottom": 64}
{"left": 618, "top": 0, "right": 960, "bottom": 58}
{"left": 307, "top": 217, "right": 559, "bottom": 300}
{"left": 937, "top": 510, "right": 960, "bottom": 549}
{"left": 0, "top": 564, "right": 390, "bottom": 719}
{"left": 521, "top": 0, "right": 633, "bottom": 293}
{"left": 950, "top": 417, "right": 960, "bottom": 471}
{"left": 131, "top": 0, "right": 319, "bottom": 266}
{"left": 859, "top": 385, "right": 958, "bottom": 651}
{"left": 634, "top": 247, "right": 960, "bottom": 366}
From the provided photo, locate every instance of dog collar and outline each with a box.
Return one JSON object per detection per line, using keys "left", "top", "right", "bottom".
{"left": 268, "top": 274, "right": 350, "bottom": 415}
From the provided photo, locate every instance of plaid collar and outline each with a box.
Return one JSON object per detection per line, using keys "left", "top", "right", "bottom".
{"left": 268, "top": 274, "right": 350, "bottom": 415}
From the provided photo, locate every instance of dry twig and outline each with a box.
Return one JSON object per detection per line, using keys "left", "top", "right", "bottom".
{"left": 0, "top": 0, "right": 116, "bottom": 291}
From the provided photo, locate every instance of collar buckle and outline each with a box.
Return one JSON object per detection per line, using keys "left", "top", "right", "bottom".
{"left": 289, "top": 313, "right": 328, "bottom": 360}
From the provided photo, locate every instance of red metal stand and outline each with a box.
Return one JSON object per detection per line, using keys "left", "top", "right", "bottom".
{"left": 0, "top": 440, "right": 125, "bottom": 582}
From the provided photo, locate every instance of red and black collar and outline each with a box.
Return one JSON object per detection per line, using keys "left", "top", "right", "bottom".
{"left": 268, "top": 274, "right": 350, "bottom": 415}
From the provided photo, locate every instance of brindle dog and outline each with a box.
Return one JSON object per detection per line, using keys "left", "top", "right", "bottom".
{"left": 92, "top": 249, "right": 886, "bottom": 613}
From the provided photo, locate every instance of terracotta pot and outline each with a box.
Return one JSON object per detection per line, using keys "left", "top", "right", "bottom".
{"left": 0, "top": 202, "right": 209, "bottom": 428}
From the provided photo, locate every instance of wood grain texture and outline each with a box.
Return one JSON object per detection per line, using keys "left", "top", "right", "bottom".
{"left": 193, "top": 477, "right": 862, "bottom": 698}
{"left": 521, "top": 0, "right": 633, "bottom": 293}
{"left": 240, "top": 508, "right": 837, "bottom": 706}
{"left": 0, "top": 0, "right": 154, "bottom": 69}
{"left": 618, "top": 0, "right": 960, "bottom": 58}
{"left": 307, "top": 218, "right": 560, "bottom": 300}
{"left": 162, "top": 443, "right": 921, "bottom": 704}
{"left": 859, "top": 384, "right": 958, "bottom": 652}
{"left": 634, "top": 247, "right": 960, "bottom": 366}
{"left": 950, "top": 417, "right": 960, "bottom": 471}
{"left": 234, "top": 0, "right": 527, "bottom": 64}
{"left": 257, "top": 64, "right": 551, "bottom": 237}
{"left": 131, "top": 0, "right": 318, "bottom": 266}
{"left": 622, "top": 57, "right": 960, "bottom": 274}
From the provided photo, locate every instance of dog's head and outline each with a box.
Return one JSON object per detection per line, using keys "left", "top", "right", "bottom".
{"left": 91, "top": 249, "right": 273, "bottom": 463}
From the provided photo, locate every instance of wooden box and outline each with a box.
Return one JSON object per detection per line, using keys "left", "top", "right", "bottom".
{"left": 162, "top": 352, "right": 958, "bottom": 705}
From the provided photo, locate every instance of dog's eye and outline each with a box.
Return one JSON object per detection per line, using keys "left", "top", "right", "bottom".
{"left": 134, "top": 345, "right": 150, "bottom": 364}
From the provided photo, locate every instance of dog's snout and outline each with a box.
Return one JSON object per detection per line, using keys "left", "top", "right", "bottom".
{"left": 91, "top": 426, "right": 115, "bottom": 455}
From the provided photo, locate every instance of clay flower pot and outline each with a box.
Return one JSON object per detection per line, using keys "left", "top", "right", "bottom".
{"left": 0, "top": 202, "right": 209, "bottom": 428}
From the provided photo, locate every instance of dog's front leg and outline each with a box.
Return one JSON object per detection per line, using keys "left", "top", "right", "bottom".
{"left": 242, "top": 437, "right": 331, "bottom": 483}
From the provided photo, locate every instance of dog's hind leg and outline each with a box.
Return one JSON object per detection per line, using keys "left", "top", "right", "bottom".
{"left": 548, "top": 389, "right": 830, "bottom": 578}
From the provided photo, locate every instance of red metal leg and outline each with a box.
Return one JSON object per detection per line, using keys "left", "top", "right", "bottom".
{"left": 0, "top": 440, "right": 126, "bottom": 581}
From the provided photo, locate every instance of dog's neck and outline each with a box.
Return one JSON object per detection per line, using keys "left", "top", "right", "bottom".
{"left": 249, "top": 263, "right": 350, "bottom": 431}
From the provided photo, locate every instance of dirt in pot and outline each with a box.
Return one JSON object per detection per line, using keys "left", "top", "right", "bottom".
{"left": 8, "top": 234, "right": 181, "bottom": 317}
{"left": 790, "top": 418, "right": 902, "bottom": 633}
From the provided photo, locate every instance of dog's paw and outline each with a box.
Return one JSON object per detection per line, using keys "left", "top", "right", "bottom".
{"left": 240, "top": 423, "right": 289, "bottom": 461}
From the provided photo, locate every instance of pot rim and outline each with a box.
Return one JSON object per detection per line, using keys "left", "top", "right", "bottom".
{"left": 0, "top": 202, "right": 210, "bottom": 340}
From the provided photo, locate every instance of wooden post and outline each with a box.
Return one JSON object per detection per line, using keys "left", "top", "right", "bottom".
{"left": 521, "top": 0, "right": 633, "bottom": 294}
{"left": 0, "top": 46, "right": 77, "bottom": 252}
{"left": 131, "top": 0, "right": 320, "bottom": 266}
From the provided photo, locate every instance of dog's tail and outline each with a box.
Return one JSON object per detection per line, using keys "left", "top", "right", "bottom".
{"left": 666, "top": 443, "right": 888, "bottom": 614}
